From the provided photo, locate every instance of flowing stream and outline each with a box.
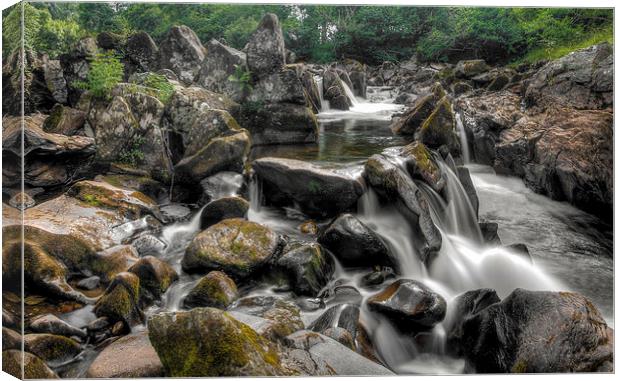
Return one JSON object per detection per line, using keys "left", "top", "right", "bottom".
{"left": 61, "top": 86, "right": 613, "bottom": 376}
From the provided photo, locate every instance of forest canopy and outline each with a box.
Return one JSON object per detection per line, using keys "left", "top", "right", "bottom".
{"left": 2, "top": 2, "right": 613, "bottom": 65}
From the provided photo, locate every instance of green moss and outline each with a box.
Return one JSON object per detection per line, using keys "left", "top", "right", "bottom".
{"left": 511, "top": 358, "right": 528, "bottom": 373}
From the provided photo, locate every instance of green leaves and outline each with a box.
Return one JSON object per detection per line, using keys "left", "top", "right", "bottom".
{"left": 74, "top": 52, "right": 124, "bottom": 100}
{"left": 227, "top": 64, "right": 253, "bottom": 92}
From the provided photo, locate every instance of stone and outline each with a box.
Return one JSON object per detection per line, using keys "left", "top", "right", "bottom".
{"left": 479, "top": 221, "right": 502, "bottom": 246}
{"left": 238, "top": 102, "right": 318, "bottom": 146}
{"left": 125, "top": 32, "right": 159, "bottom": 74}
{"left": 94, "top": 272, "right": 143, "bottom": 326}
{"left": 454, "top": 59, "right": 490, "bottom": 78}
{"left": 456, "top": 166, "right": 479, "bottom": 217}
{"left": 157, "top": 25, "right": 206, "bottom": 83}
{"left": 23, "top": 333, "right": 81, "bottom": 365}
{"left": 3, "top": 49, "right": 55, "bottom": 115}
{"left": 2, "top": 327, "right": 22, "bottom": 350}
{"left": 200, "top": 196, "right": 249, "bottom": 229}
{"left": 252, "top": 158, "right": 364, "bottom": 218}
{"left": 197, "top": 39, "right": 247, "bottom": 101}
{"left": 309, "top": 304, "right": 360, "bottom": 343}
{"left": 276, "top": 242, "right": 335, "bottom": 297}
{"left": 60, "top": 37, "right": 98, "bottom": 105}
{"left": 29, "top": 314, "right": 86, "bottom": 339}
{"left": 128, "top": 256, "right": 179, "bottom": 303}
{"left": 416, "top": 97, "right": 460, "bottom": 156}
{"left": 97, "top": 31, "right": 125, "bottom": 50}
{"left": 77, "top": 276, "right": 101, "bottom": 290}
{"left": 182, "top": 271, "right": 239, "bottom": 309}
{"left": 400, "top": 142, "right": 446, "bottom": 192}
{"left": 245, "top": 13, "right": 286, "bottom": 78}
{"left": 248, "top": 68, "right": 307, "bottom": 105}
{"left": 182, "top": 218, "right": 280, "bottom": 278}
{"left": 2, "top": 350, "right": 58, "bottom": 379}
{"left": 43, "top": 57, "right": 68, "bottom": 104}
{"left": 42, "top": 104, "right": 86, "bottom": 136}
{"left": 391, "top": 94, "right": 437, "bottom": 136}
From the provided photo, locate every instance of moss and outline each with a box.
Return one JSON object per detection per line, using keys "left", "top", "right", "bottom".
{"left": 24, "top": 334, "right": 80, "bottom": 363}
{"left": 94, "top": 272, "right": 142, "bottom": 325}
{"left": 511, "top": 358, "right": 528, "bottom": 373}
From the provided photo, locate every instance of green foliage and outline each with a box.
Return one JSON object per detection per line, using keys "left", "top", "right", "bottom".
{"left": 119, "top": 136, "right": 145, "bottom": 166}
{"left": 227, "top": 64, "right": 253, "bottom": 92}
{"left": 74, "top": 52, "right": 124, "bottom": 99}
{"left": 142, "top": 73, "right": 175, "bottom": 103}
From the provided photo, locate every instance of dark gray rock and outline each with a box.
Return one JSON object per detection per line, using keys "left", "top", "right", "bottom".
{"left": 245, "top": 13, "right": 286, "bottom": 78}
{"left": 157, "top": 25, "right": 205, "bottom": 83}
{"left": 276, "top": 242, "right": 334, "bottom": 297}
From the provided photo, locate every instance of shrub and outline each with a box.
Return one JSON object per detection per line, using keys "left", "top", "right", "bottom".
{"left": 74, "top": 52, "right": 124, "bottom": 99}
{"left": 119, "top": 136, "right": 145, "bottom": 166}
{"left": 142, "top": 73, "right": 175, "bottom": 103}
{"left": 227, "top": 64, "right": 253, "bottom": 92}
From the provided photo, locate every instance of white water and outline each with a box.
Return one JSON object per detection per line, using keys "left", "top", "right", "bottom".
{"left": 455, "top": 112, "right": 470, "bottom": 164}
{"left": 341, "top": 80, "right": 359, "bottom": 106}
{"left": 314, "top": 75, "right": 330, "bottom": 111}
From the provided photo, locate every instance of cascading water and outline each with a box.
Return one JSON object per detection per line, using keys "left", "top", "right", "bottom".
{"left": 314, "top": 75, "right": 330, "bottom": 111}
{"left": 455, "top": 112, "right": 471, "bottom": 164}
{"left": 341, "top": 80, "right": 359, "bottom": 106}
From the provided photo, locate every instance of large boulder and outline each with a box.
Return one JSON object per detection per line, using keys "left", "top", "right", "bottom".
{"left": 454, "top": 59, "right": 490, "bottom": 78}
{"left": 93, "top": 272, "right": 143, "bottom": 326}
{"left": 148, "top": 307, "right": 290, "bottom": 376}
{"left": 450, "top": 288, "right": 613, "bottom": 373}
{"left": 275, "top": 242, "right": 335, "bottom": 297}
{"left": 364, "top": 154, "right": 441, "bottom": 262}
{"left": 182, "top": 271, "right": 239, "bottom": 309}
{"left": 415, "top": 97, "right": 460, "bottom": 156}
{"left": 400, "top": 142, "right": 447, "bottom": 192}
{"left": 245, "top": 13, "right": 286, "bottom": 78}
{"left": 42, "top": 104, "right": 86, "bottom": 136}
{"left": 524, "top": 43, "right": 613, "bottom": 110}
{"left": 318, "top": 213, "right": 393, "bottom": 268}
{"left": 2, "top": 350, "right": 58, "bottom": 379}
{"left": 125, "top": 32, "right": 159, "bottom": 76}
{"left": 23, "top": 333, "right": 81, "bottom": 365}
{"left": 367, "top": 279, "right": 447, "bottom": 330}
{"left": 157, "top": 25, "right": 206, "bottom": 83}
{"left": 238, "top": 102, "right": 318, "bottom": 145}
{"left": 3, "top": 114, "right": 95, "bottom": 188}
{"left": 60, "top": 37, "right": 99, "bottom": 106}
{"left": 182, "top": 218, "right": 280, "bottom": 278}
{"left": 128, "top": 256, "right": 179, "bottom": 303}
{"left": 86, "top": 331, "right": 163, "bottom": 378}
{"left": 29, "top": 314, "right": 86, "bottom": 339}
{"left": 248, "top": 68, "right": 307, "bottom": 105}
{"left": 197, "top": 39, "right": 247, "bottom": 101}
{"left": 200, "top": 196, "right": 249, "bottom": 229}
{"left": 43, "top": 57, "right": 68, "bottom": 105}
{"left": 391, "top": 94, "right": 437, "bottom": 136}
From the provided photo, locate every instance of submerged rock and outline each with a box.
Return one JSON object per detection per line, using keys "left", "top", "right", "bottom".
{"left": 252, "top": 158, "right": 364, "bottom": 218}
{"left": 148, "top": 307, "right": 290, "bottom": 376}
{"left": 367, "top": 279, "right": 446, "bottom": 330}
{"left": 183, "top": 218, "right": 280, "bottom": 278}
{"left": 276, "top": 242, "right": 335, "bottom": 297}
{"left": 183, "top": 271, "right": 239, "bottom": 309}
{"left": 318, "top": 213, "right": 393, "bottom": 268}
{"left": 451, "top": 288, "right": 613, "bottom": 373}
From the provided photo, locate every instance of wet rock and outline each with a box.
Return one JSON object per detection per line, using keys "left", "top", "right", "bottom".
{"left": 479, "top": 221, "right": 502, "bottom": 245}
{"left": 359, "top": 267, "right": 396, "bottom": 287}
{"left": 452, "top": 81, "right": 473, "bottom": 96}
{"left": 148, "top": 307, "right": 290, "bottom": 376}
{"left": 309, "top": 304, "right": 360, "bottom": 343}
{"left": 453, "top": 288, "right": 613, "bottom": 373}
{"left": 132, "top": 234, "right": 167, "bottom": 257}
{"left": 24, "top": 333, "right": 81, "bottom": 365}
{"left": 504, "top": 243, "right": 532, "bottom": 264}
{"left": 276, "top": 242, "right": 335, "bottom": 297}
{"left": 454, "top": 59, "right": 490, "bottom": 78}
{"left": 323, "top": 327, "right": 355, "bottom": 350}
{"left": 183, "top": 271, "right": 239, "bottom": 309}
{"left": 252, "top": 158, "right": 363, "bottom": 218}
{"left": 299, "top": 220, "right": 319, "bottom": 235}
{"left": 524, "top": 42, "right": 612, "bottom": 110}
{"left": 364, "top": 154, "right": 441, "bottom": 262}
{"left": 8, "top": 191, "right": 36, "bottom": 210}
{"left": 3, "top": 114, "right": 95, "bottom": 188}
{"left": 3, "top": 308, "right": 18, "bottom": 328}
{"left": 157, "top": 25, "right": 205, "bottom": 83}
{"left": 77, "top": 276, "right": 101, "bottom": 290}
{"left": 128, "top": 256, "right": 179, "bottom": 303}
{"left": 2, "top": 350, "right": 58, "bottom": 379}
{"left": 238, "top": 102, "right": 318, "bottom": 146}
{"left": 456, "top": 166, "right": 479, "bottom": 217}
{"left": 245, "top": 13, "right": 286, "bottom": 78}
{"left": 29, "top": 314, "right": 86, "bottom": 339}
{"left": 367, "top": 279, "right": 446, "bottom": 330}
{"left": 416, "top": 97, "right": 460, "bottom": 156}
{"left": 2, "top": 327, "right": 22, "bottom": 350}
{"left": 197, "top": 39, "right": 247, "bottom": 101}
{"left": 200, "top": 196, "right": 249, "bottom": 229}
{"left": 318, "top": 214, "right": 392, "bottom": 268}
{"left": 200, "top": 171, "right": 244, "bottom": 202}
{"left": 400, "top": 141, "right": 447, "bottom": 192}
{"left": 86, "top": 317, "right": 110, "bottom": 334}
{"left": 286, "top": 330, "right": 393, "bottom": 375}
{"left": 321, "top": 285, "right": 364, "bottom": 307}
{"left": 42, "top": 104, "right": 86, "bottom": 136}
{"left": 87, "top": 330, "right": 163, "bottom": 378}
{"left": 322, "top": 69, "right": 352, "bottom": 110}
{"left": 300, "top": 71, "right": 322, "bottom": 113}
{"left": 94, "top": 272, "right": 143, "bottom": 326}
{"left": 93, "top": 245, "right": 140, "bottom": 283}
{"left": 183, "top": 218, "right": 280, "bottom": 278}
{"left": 391, "top": 94, "right": 436, "bottom": 136}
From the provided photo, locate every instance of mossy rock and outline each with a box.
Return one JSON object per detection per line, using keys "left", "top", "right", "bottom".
{"left": 200, "top": 196, "right": 249, "bottom": 229}
{"left": 416, "top": 97, "right": 460, "bottom": 156}
{"left": 148, "top": 307, "right": 291, "bottom": 376}
{"left": 182, "top": 218, "right": 280, "bottom": 279}
{"left": 401, "top": 141, "right": 446, "bottom": 192}
{"left": 94, "top": 272, "right": 143, "bottom": 326}
{"left": 91, "top": 245, "right": 140, "bottom": 283}
{"left": 2, "top": 327, "right": 22, "bottom": 350}
{"left": 42, "top": 104, "right": 86, "bottom": 135}
{"left": 128, "top": 256, "right": 179, "bottom": 304}
{"left": 24, "top": 333, "right": 81, "bottom": 365}
{"left": 182, "top": 271, "right": 238, "bottom": 309}
{"left": 390, "top": 94, "right": 437, "bottom": 136}
{"left": 455, "top": 59, "right": 490, "bottom": 78}
{"left": 2, "top": 350, "right": 58, "bottom": 379}
{"left": 276, "top": 242, "right": 335, "bottom": 297}
{"left": 487, "top": 74, "right": 510, "bottom": 91}
{"left": 99, "top": 174, "right": 165, "bottom": 200}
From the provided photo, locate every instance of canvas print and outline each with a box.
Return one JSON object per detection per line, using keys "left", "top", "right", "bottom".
{"left": 1, "top": 1, "right": 614, "bottom": 378}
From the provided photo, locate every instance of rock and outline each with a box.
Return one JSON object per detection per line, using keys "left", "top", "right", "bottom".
{"left": 238, "top": 102, "right": 318, "bottom": 146}
{"left": 416, "top": 97, "right": 460, "bottom": 155}
{"left": 229, "top": 295, "right": 304, "bottom": 343}
{"left": 524, "top": 43, "right": 612, "bottom": 110}
{"left": 183, "top": 271, "right": 239, "bottom": 309}
{"left": 248, "top": 68, "right": 307, "bottom": 104}
{"left": 391, "top": 94, "right": 437, "bottom": 136}
{"left": 94, "top": 272, "right": 143, "bottom": 326}
{"left": 367, "top": 279, "right": 446, "bottom": 330}
{"left": 454, "top": 59, "right": 490, "bottom": 78}
{"left": 97, "top": 31, "right": 125, "bottom": 50}
{"left": 456, "top": 166, "right": 479, "bottom": 217}
{"left": 93, "top": 245, "right": 140, "bottom": 283}
{"left": 3, "top": 114, "right": 95, "bottom": 188}
{"left": 286, "top": 330, "right": 393, "bottom": 375}
{"left": 309, "top": 304, "right": 360, "bottom": 343}
{"left": 453, "top": 288, "right": 613, "bottom": 373}
{"left": 8, "top": 191, "right": 36, "bottom": 210}
{"left": 3, "top": 49, "right": 55, "bottom": 116}
{"left": 322, "top": 69, "right": 352, "bottom": 110}
{"left": 60, "top": 37, "right": 99, "bottom": 105}
{"left": 86, "top": 331, "right": 163, "bottom": 378}
{"left": 252, "top": 158, "right": 363, "bottom": 218}
{"left": 364, "top": 154, "right": 441, "bottom": 262}
{"left": 359, "top": 267, "right": 395, "bottom": 287}
{"left": 132, "top": 234, "right": 167, "bottom": 257}
{"left": 200, "top": 196, "right": 249, "bottom": 229}
{"left": 43, "top": 57, "right": 68, "bottom": 105}
{"left": 29, "top": 314, "right": 86, "bottom": 339}
{"left": 174, "top": 130, "right": 251, "bottom": 184}
{"left": 348, "top": 71, "right": 367, "bottom": 98}
{"left": 504, "top": 243, "right": 532, "bottom": 263}
{"left": 157, "top": 25, "right": 205, "bottom": 83}
{"left": 452, "top": 81, "right": 473, "bottom": 96}
{"left": 276, "top": 242, "right": 335, "bottom": 297}
{"left": 182, "top": 218, "right": 280, "bottom": 278}
{"left": 2, "top": 350, "right": 58, "bottom": 379}
{"left": 321, "top": 285, "right": 364, "bottom": 307}
{"left": 197, "top": 39, "right": 247, "bottom": 101}
{"left": 148, "top": 307, "right": 289, "bottom": 376}
{"left": 487, "top": 73, "right": 510, "bottom": 91}
{"left": 394, "top": 92, "right": 417, "bottom": 105}
{"left": 318, "top": 214, "right": 393, "bottom": 268}
{"left": 245, "top": 13, "right": 286, "bottom": 78}
{"left": 400, "top": 141, "right": 446, "bottom": 192}
{"left": 200, "top": 171, "right": 244, "bottom": 202}
{"left": 125, "top": 32, "right": 159, "bottom": 75}
{"left": 23, "top": 333, "right": 81, "bottom": 365}
{"left": 299, "top": 220, "right": 318, "bottom": 235}
{"left": 300, "top": 71, "right": 322, "bottom": 113}
{"left": 323, "top": 327, "right": 355, "bottom": 350}
{"left": 128, "top": 256, "right": 179, "bottom": 303}
{"left": 479, "top": 221, "right": 502, "bottom": 245}
{"left": 77, "top": 276, "right": 100, "bottom": 291}
{"left": 42, "top": 104, "right": 86, "bottom": 136}
{"left": 2, "top": 327, "right": 22, "bottom": 350}
{"left": 86, "top": 317, "right": 110, "bottom": 334}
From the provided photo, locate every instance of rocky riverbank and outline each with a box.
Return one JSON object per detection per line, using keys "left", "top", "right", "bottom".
{"left": 2, "top": 12, "right": 614, "bottom": 377}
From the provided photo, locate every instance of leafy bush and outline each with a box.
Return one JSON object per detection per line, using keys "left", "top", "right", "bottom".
{"left": 142, "top": 73, "right": 175, "bottom": 103}
{"left": 227, "top": 64, "right": 253, "bottom": 92}
{"left": 119, "top": 136, "right": 145, "bottom": 166}
{"left": 74, "top": 52, "right": 124, "bottom": 99}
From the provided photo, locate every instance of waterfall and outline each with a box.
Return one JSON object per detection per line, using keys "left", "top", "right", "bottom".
{"left": 341, "top": 80, "right": 359, "bottom": 106}
{"left": 314, "top": 75, "right": 330, "bottom": 111}
{"left": 455, "top": 112, "right": 471, "bottom": 164}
